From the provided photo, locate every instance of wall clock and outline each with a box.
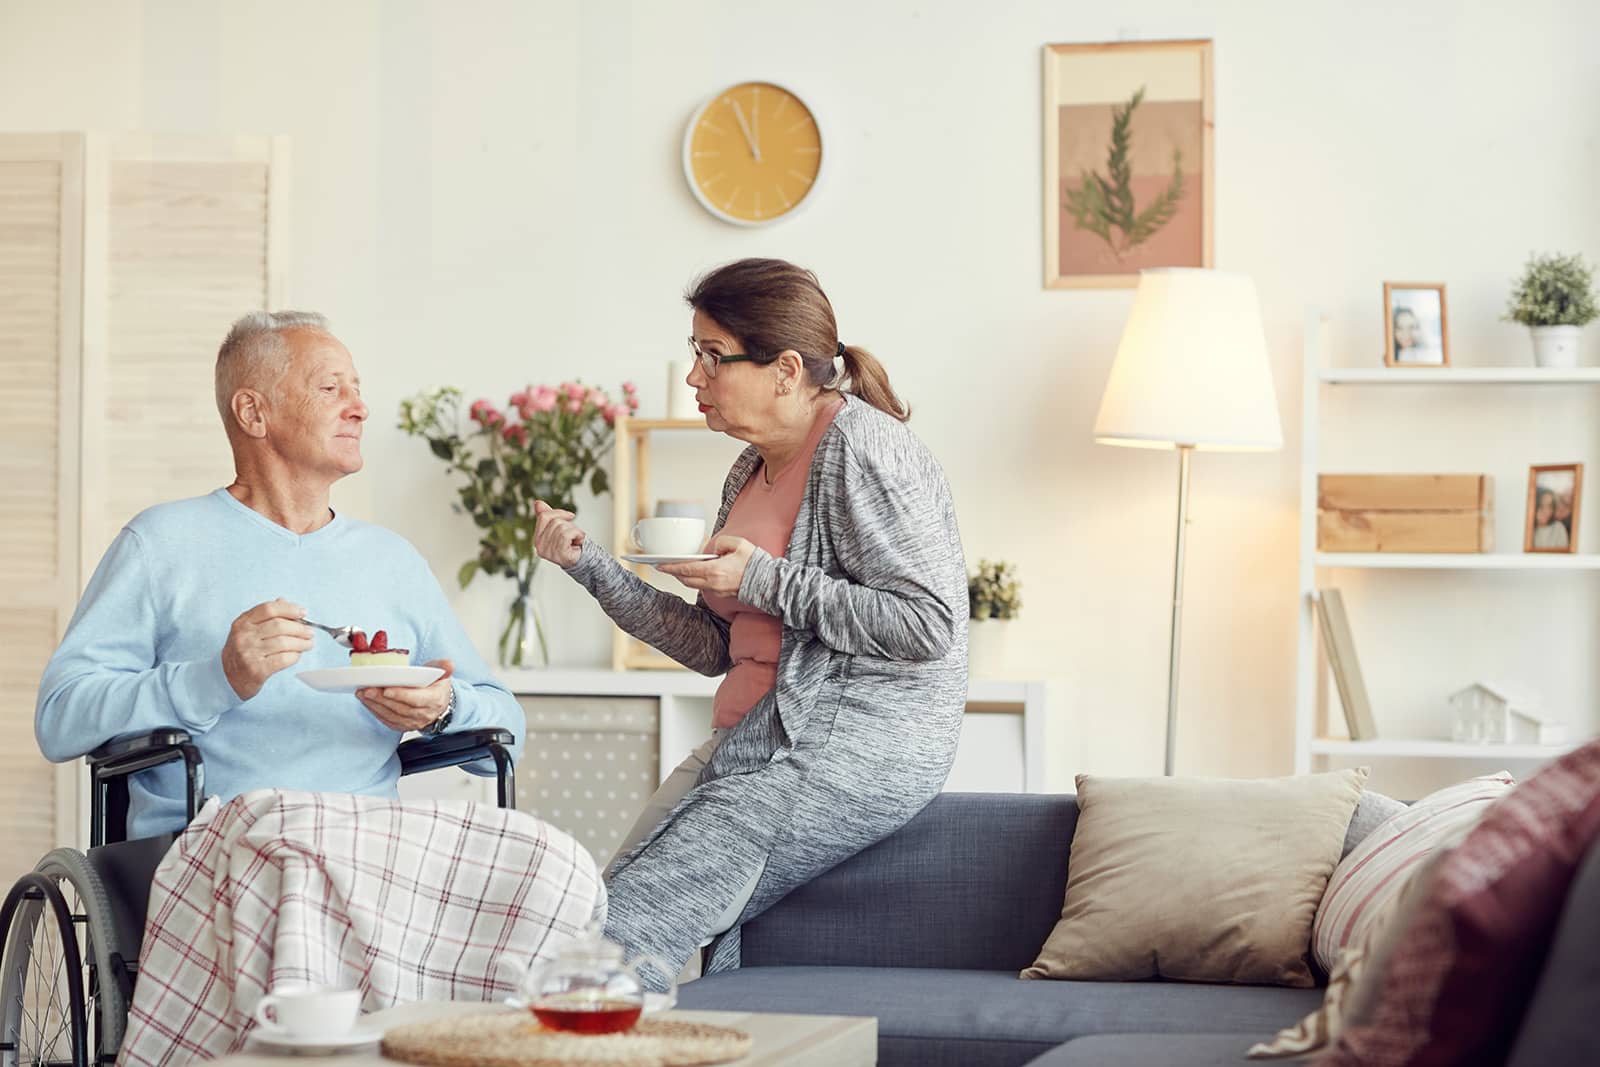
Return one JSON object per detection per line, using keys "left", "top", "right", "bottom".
{"left": 682, "top": 81, "right": 824, "bottom": 226}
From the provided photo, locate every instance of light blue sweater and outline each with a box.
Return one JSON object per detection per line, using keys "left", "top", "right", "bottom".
{"left": 37, "top": 489, "right": 525, "bottom": 838}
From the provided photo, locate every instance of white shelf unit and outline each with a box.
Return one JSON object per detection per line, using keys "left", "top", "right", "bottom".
{"left": 1309, "top": 739, "right": 1575, "bottom": 760}
{"left": 1321, "top": 367, "right": 1600, "bottom": 386}
{"left": 1295, "top": 310, "right": 1597, "bottom": 779}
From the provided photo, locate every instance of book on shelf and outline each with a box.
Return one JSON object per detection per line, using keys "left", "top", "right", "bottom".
{"left": 1316, "top": 588, "right": 1378, "bottom": 740}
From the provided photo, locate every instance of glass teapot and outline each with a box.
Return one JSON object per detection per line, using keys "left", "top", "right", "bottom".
{"left": 516, "top": 922, "right": 677, "bottom": 1034}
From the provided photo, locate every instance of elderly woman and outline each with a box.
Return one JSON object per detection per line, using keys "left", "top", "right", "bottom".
{"left": 533, "top": 258, "right": 967, "bottom": 982}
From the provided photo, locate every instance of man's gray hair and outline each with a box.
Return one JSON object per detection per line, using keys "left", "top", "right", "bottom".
{"left": 214, "top": 310, "right": 331, "bottom": 423}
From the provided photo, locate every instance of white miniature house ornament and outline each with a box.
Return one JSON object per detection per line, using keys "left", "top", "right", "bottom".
{"left": 1448, "top": 681, "right": 1565, "bottom": 746}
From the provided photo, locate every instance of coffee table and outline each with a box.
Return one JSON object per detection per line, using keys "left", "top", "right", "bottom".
{"left": 214, "top": 1000, "right": 877, "bottom": 1066}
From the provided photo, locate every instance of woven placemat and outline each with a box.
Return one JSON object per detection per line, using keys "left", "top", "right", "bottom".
{"left": 380, "top": 1010, "right": 752, "bottom": 1067}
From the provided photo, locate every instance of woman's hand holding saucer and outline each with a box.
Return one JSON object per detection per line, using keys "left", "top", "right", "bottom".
{"left": 656, "top": 535, "right": 754, "bottom": 597}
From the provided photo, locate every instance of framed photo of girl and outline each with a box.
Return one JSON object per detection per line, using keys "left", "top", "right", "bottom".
{"left": 1383, "top": 282, "right": 1450, "bottom": 367}
{"left": 1524, "top": 463, "right": 1583, "bottom": 554}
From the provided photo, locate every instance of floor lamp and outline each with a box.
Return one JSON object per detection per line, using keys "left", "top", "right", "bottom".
{"left": 1092, "top": 269, "right": 1283, "bottom": 775}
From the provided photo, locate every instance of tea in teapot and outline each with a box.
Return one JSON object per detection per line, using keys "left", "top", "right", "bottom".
{"left": 517, "top": 923, "right": 676, "bottom": 1035}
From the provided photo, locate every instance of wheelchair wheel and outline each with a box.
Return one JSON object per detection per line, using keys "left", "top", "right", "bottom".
{"left": 0, "top": 850, "right": 128, "bottom": 1067}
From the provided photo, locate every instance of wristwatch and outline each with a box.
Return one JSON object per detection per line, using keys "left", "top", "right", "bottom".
{"left": 421, "top": 683, "right": 455, "bottom": 738}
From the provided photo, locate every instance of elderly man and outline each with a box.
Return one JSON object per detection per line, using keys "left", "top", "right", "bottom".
{"left": 36, "top": 310, "right": 524, "bottom": 838}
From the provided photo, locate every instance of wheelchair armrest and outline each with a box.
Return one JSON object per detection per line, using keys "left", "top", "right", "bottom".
{"left": 86, "top": 729, "right": 204, "bottom": 847}
{"left": 397, "top": 728, "right": 516, "bottom": 809}
{"left": 88, "top": 729, "right": 196, "bottom": 778}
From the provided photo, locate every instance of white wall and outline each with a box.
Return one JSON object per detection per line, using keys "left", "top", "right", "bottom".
{"left": 5, "top": 0, "right": 1598, "bottom": 790}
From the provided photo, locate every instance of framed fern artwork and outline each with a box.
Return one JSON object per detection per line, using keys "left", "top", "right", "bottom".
{"left": 1043, "top": 40, "right": 1214, "bottom": 289}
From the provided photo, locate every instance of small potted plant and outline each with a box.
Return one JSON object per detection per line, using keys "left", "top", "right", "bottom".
{"left": 967, "top": 559, "right": 1021, "bottom": 677}
{"left": 1504, "top": 252, "right": 1599, "bottom": 368}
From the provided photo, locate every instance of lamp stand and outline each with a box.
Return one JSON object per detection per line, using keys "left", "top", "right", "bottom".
{"left": 1164, "top": 444, "right": 1195, "bottom": 776}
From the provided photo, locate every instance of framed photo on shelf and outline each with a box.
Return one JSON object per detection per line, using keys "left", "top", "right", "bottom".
{"left": 1382, "top": 282, "right": 1449, "bottom": 367}
{"left": 1042, "top": 39, "right": 1213, "bottom": 289}
{"left": 1524, "top": 463, "right": 1583, "bottom": 554}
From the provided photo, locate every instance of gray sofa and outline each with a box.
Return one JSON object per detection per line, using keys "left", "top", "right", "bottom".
{"left": 676, "top": 792, "right": 1600, "bottom": 1066}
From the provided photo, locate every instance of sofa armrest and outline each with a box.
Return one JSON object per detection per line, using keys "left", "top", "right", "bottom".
{"left": 740, "top": 792, "right": 1078, "bottom": 972}
{"left": 1504, "top": 836, "right": 1600, "bottom": 1067}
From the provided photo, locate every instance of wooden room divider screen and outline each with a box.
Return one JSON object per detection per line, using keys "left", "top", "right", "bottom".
{"left": 0, "top": 132, "right": 289, "bottom": 882}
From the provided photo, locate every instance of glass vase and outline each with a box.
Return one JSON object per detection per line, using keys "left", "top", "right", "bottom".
{"left": 499, "top": 571, "right": 549, "bottom": 670}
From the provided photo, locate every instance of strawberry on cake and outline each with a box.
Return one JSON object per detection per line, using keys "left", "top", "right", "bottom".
{"left": 349, "top": 629, "right": 410, "bottom": 667}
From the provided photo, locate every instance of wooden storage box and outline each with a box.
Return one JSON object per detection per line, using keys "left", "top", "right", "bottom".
{"left": 1317, "top": 474, "right": 1493, "bottom": 553}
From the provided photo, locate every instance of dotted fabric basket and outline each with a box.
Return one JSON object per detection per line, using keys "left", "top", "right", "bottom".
{"left": 380, "top": 1010, "right": 752, "bottom": 1067}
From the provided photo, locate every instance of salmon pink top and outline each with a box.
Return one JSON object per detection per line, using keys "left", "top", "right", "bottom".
{"left": 703, "top": 396, "right": 844, "bottom": 728}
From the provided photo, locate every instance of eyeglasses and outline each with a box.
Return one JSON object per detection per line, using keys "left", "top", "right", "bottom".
{"left": 687, "top": 336, "right": 759, "bottom": 378}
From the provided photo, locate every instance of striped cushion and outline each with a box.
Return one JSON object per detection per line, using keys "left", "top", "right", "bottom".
{"left": 1311, "top": 773, "right": 1514, "bottom": 973}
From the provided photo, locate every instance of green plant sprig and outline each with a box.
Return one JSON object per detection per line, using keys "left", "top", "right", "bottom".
{"left": 968, "top": 559, "right": 1022, "bottom": 621}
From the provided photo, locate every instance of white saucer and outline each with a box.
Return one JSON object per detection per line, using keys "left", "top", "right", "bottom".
{"left": 249, "top": 1023, "right": 383, "bottom": 1054}
{"left": 296, "top": 666, "right": 445, "bottom": 694}
{"left": 621, "top": 554, "right": 717, "bottom": 565}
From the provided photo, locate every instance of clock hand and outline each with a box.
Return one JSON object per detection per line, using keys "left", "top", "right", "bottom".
{"left": 728, "top": 99, "right": 762, "bottom": 163}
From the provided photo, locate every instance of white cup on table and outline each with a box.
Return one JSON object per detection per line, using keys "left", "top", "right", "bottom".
{"left": 254, "top": 985, "right": 361, "bottom": 1039}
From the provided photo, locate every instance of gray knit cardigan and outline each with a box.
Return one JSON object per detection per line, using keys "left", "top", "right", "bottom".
{"left": 562, "top": 393, "right": 969, "bottom": 985}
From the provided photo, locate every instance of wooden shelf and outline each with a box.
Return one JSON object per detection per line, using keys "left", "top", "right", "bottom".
{"left": 1315, "top": 553, "right": 1600, "bottom": 570}
{"left": 621, "top": 418, "right": 708, "bottom": 433}
{"left": 610, "top": 414, "right": 715, "bottom": 670}
{"left": 1310, "top": 738, "right": 1575, "bottom": 760}
{"left": 1320, "top": 367, "right": 1600, "bottom": 385}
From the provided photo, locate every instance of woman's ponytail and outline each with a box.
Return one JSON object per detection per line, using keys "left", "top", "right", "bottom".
{"left": 840, "top": 344, "right": 911, "bottom": 422}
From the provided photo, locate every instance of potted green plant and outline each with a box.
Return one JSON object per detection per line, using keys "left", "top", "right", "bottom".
{"left": 1504, "top": 252, "right": 1599, "bottom": 368}
{"left": 968, "top": 559, "right": 1021, "bottom": 678}
{"left": 398, "top": 380, "right": 638, "bottom": 668}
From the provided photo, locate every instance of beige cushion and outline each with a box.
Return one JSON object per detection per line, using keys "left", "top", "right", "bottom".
{"left": 1022, "top": 768, "right": 1367, "bottom": 988}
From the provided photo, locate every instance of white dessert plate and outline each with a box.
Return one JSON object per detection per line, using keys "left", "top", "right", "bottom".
{"left": 621, "top": 553, "right": 717, "bottom": 565}
{"left": 248, "top": 1022, "right": 383, "bottom": 1053}
{"left": 297, "top": 666, "right": 445, "bottom": 694}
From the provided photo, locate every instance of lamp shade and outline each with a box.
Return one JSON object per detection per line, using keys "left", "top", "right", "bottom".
{"left": 1093, "top": 269, "right": 1283, "bottom": 451}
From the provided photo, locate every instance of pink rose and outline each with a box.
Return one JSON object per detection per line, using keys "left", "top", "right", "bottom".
{"left": 626, "top": 394, "right": 640, "bottom": 412}
{"left": 587, "top": 388, "right": 608, "bottom": 408}
{"left": 565, "top": 382, "right": 586, "bottom": 401}
{"left": 532, "top": 389, "right": 558, "bottom": 413}
{"left": 508, "top": 389, "right": 530, "bottom": 409}
{"left": 565, "top": 396, "right": 583, "bottom": 413}
{"left": 622, "top": 381, "right": 637, "bottom": 395}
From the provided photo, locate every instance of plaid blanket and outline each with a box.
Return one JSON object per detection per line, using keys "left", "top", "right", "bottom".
{"left": 117, "top": 789, "right": 604, "bottom": 1067}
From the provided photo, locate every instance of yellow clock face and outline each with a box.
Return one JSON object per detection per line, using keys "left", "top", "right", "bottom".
{"left": 684, "top": 82, "right": 823, "bottom": 226}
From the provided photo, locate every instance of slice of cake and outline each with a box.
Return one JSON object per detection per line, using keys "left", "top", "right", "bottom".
{"left": 349, "top": 629, "right": 411, "bottom": 667}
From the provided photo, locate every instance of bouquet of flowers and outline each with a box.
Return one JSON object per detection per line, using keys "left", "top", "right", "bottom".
{"left": 398, "top": 380, "right": 639, "bottom": 666}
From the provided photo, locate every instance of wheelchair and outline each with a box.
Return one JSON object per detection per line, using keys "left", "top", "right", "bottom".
{"left": 0, "top": 727, "right": 515, "bottom": 1067}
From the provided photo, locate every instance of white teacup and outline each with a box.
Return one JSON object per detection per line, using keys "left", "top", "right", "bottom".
{"left": 631, "top": 517, "right": 706, "bottom": 556}
{"left": 254, "top": 985, "right": 361, "bottom": 1039}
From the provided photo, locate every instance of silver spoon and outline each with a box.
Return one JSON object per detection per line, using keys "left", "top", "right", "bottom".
{"left": 303, "top": 618, "right": 364, "bottom": 648}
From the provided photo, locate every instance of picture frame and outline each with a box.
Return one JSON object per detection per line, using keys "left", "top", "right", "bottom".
{"left": 1524, "top": 463, "right": 1583, "bottom": 554}
{"left": 1042, "top": 39, "right": 1213, "bottom": 289}
{"left": 1382, "top": 282, "right": 1450, "bottom": 367}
